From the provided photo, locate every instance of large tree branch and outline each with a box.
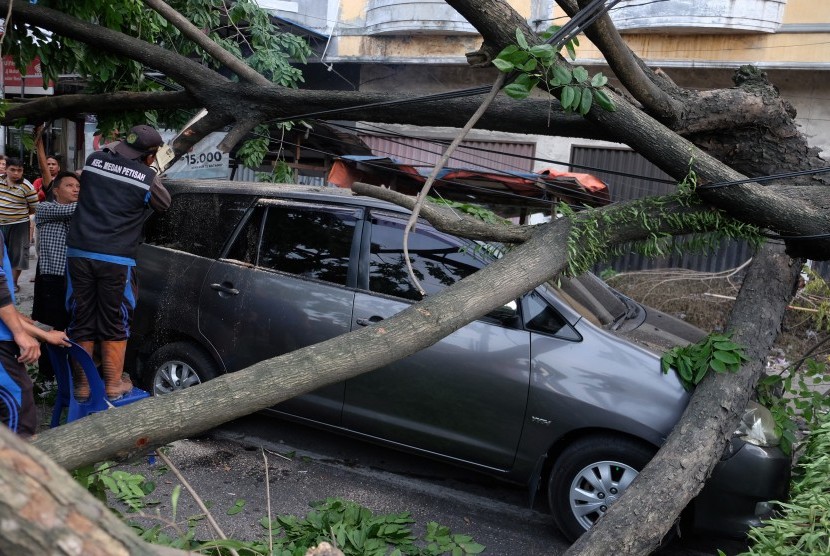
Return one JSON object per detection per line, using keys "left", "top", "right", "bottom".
{"left": 142, "top": 0, "right": 271, "bottom": 87}
{"left": 1, "top": 82, "right": 606, "bottom": 145}
{"left": 443, "top": 0, "right": 830, "bottom": 259}
{"left": 0, "top": 0, "right": 225, "bottom": 94}
{"left": 217, "top": 117, "right": 263, "bottom": 152}
{"left": 3, "top": 90, "right": 197, "bottom": 123}
{"left": 32, "top": 195, "right": 725, "bottom": 469}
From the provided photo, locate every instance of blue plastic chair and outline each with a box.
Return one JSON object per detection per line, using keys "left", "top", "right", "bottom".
{"left": 48, "top": 341, "right": 149, "bottom": 427}
{"left": 0, "top": 388, "right": 19, "bottom": 433}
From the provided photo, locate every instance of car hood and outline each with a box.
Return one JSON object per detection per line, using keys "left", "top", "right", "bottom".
{"left": 612, "top": 304, "right": 707, "bottom": 355}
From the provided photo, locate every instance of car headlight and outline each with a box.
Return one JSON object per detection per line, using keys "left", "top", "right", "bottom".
{"left": 735, "top": 400, "right": 780, "bottom": 447}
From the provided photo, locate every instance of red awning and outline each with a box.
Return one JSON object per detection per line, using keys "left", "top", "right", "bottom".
{"left": 327, "top": 157, "right": 610, "bottom": 208}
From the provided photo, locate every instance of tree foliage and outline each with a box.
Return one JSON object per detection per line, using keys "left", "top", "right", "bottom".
{"left": 6, "top": 0, "right": 310, "bottom": 147}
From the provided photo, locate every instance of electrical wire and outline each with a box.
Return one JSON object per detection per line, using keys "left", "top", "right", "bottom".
{"left": 326, "top": 119, "right": 677, "bottom": 186}
{"left": 698, "top": 166, "right": 830, "bottom": 190}
{"left": 246, "top": 132, "right": 599, "bottom": 210}
{"left": 269, "top": 125, "right": 830, "bottom": 241}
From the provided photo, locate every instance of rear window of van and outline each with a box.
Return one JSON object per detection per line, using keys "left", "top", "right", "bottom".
{"left": 144, "top": 193, "right": 254, "bottom": 258}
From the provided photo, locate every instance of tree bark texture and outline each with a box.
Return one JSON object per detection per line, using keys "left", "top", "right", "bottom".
{"left": 446, "top": 0, "right": 830, "bottom": 258}
{"left": 565, "top": 242, "right": 802, "bottom": 555}
{"left": 0, "top": 426, "right": 191, "bottom": 556}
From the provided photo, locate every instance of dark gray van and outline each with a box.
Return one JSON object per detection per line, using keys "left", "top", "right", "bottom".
{"left": 127, "top": 180, "right": 790, "bottom": 541}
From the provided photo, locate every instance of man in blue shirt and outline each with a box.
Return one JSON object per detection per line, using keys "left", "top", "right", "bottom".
{"left": 0, "top": 234, "right": 70, "bottom": 436}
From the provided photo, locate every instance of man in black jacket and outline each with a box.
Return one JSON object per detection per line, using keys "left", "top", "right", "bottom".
{"left": 66, "top": 125, "right": 171, "bottom": 400}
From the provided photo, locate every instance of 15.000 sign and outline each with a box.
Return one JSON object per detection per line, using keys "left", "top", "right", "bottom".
{"left": 184, "top": 151, "right": 223, "bottom": 165}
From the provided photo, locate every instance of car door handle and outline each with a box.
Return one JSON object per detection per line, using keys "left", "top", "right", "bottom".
{"left": 356, "top": 316, "right": 384, "bottom": 327}
{"left": 210, "top": 283, "right": 239, "bottom": 296}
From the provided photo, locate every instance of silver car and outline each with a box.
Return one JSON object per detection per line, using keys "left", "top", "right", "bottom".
{"left": 128, "top": 181, "right": 790, "bottom": 541}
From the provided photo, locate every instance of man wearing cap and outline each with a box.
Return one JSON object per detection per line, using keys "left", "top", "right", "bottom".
{"left": 66, "top": 124, "right": 171, "bottom": 400}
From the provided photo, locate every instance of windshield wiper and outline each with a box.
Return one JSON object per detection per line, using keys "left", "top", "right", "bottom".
{"left": 610, "top": 295, "right": 641, "bottom": 330}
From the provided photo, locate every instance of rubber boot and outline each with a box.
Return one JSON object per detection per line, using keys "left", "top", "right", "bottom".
{"left": 73, "top": 340, "right": 94, "bottom": 401}
{"left": 101, "top": 340, "right": 132, "bottom": 400}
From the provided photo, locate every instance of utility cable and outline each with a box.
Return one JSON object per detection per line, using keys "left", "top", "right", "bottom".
{"left": 266, "top": 0, "right": 622, "bottom": 125}
{"left": 247, "top": 134, "right": 595, "bottom": 209}
{"left": 324, "top": 119, "right": 678, "bottom": 186}
{"left": 698, "top": 166, "right": 830, "bottom": 189}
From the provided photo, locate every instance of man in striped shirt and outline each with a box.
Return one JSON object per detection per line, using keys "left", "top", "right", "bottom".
{"left": 33, "top": 171, "right": 79, "bottom": 381}
{"left": 0, "top": 158, "right": 38, "bottom": 293}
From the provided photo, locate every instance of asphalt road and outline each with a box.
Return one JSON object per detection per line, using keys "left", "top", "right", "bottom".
{"left": 112, "top": 413, "right": 749, "bottom": 556}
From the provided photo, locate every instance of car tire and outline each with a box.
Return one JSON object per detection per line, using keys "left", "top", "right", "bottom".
{"left": 146, "top": 342, "right": 219, "bottom": 396}
{"left": 548, "top": 435, "right": 655, "bottom": 542}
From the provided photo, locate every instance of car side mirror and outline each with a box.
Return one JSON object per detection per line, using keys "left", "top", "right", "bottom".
{"left": 488, "top": 300, "right": 519, "bottom": 323}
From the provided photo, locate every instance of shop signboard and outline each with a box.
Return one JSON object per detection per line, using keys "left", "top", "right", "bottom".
{"left": 2, "top": 56, "right": 54, "bottom": 95}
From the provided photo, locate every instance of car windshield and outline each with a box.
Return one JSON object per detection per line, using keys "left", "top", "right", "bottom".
{"left": 473, "top": 240, "right": 629, "bottom": 327}
{"left": 551, "top": 274, "right": 632, "bottom": 327}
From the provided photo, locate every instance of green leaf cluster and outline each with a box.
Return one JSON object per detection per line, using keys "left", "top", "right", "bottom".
{"left": 424, "top": 522, "right": 485, "bottom": 556}
{"left": 661, "top": 332, "right": 748, "bottom": 390}
{"left": 493, "top": 26, "right": 614, "bottom": 114}
{"left": 235, "top": 124, "right": 272, "bottom": 169}
{"left": 252, "top": 497, "right": 483, "bottom": 555}
{"left": 73, "top": 466, "right": 488, "bottom": 556}
{"left": 757, "top": 357, "right": 830, "bottom": 455}
{"left": 560, "top": 180, "right": 764, "bottom": 279}
{"left": 426, "top": 197, "right": 511, "bottom": 226}
{"left": 72, "top": 462, "right": 157, "bottom": 512}
{"left": 263, "top": 497, "right": 419, "bottom": 555}
{"left": 737, "top": 412, "right": 830, "bottom": 555}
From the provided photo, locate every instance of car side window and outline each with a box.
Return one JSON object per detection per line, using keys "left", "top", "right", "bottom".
{"left": 523, "top": 291, "right": 579, "bottom": 340}
{"left": 368, "top": 213, "right": 483, "bottom": 301}
{"left": 226, "top": 202, "right": 362, "bottom": 286}
{"left": 144, "top": 193, "right": 254, "bottom": 258}
{"left": 225, "top": 206, "right": 265, "bottom": 265}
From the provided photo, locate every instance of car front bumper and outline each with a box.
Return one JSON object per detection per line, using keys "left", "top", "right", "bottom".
{"left": 692, "top": 438, "right": 791, "bottom": 536}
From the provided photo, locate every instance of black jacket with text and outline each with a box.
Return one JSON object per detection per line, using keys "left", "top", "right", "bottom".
{"left": 67, "top": 149, "right": 171, "bottom": 260}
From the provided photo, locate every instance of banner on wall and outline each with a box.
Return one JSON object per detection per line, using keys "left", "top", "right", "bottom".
{"left": 162, "top": 131, "right": 230, "bottom": 180}
{"left": 86, "top": 122, "right": 230, "bottom": 180}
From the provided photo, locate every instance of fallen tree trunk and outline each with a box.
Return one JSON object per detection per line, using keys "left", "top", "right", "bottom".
{"left": 565, "top": 242, "right": 803, "bottom": 554}
{"left": 0, "top": 425, "right": 191, "bottom": 556}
